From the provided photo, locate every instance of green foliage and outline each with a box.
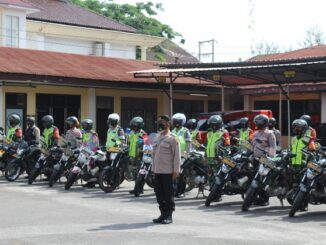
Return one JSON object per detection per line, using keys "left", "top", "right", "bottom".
{"left": 71, "top": 0, "right": 180, "bottom": 39}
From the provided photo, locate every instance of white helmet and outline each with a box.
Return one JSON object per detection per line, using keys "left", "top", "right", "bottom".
{"left": 107, "top": 113, "right": 120, "bottom": 126}
{"left": 172, "top": 113, "right": 186, "bottom": 126}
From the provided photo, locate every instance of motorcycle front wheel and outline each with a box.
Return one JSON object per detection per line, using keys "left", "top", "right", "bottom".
{"left": 28, "top": 167, "right": 40, "bottom": 185}
{"left": 65, "top": 172, "right": 78, "bottom": 190}
{"left": 48, "top": 169, "right": 62, "bottom": 187}
{"left": 242, "top": 187, "right": 257, "bottom": 212}
{"left": 289, "top": 190, "right": 307, "bottom": 217}
{"left": 5, "top": 160, "right": 22, "bottom": 182}
{"left": 99, "top": 168, "right": 120, "bottom": 193}
{"left": 205, "top": 183, "right": 222, "bottom": 207}
{"left": 133, "top": 174, "right": 145, "bottom": 197}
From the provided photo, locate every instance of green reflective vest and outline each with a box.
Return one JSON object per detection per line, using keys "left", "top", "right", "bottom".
{"left": 43, "top": 126, "right": 56, "bottom": 148}
{"left": 206, "top": 130, "right": 224, "bottom": 158}
{"left": 239, "top": 128, "right": 250, "bottom": 141}
{"left": 172, "top": 127, "right": 188, "bottom": 152}
{"left": 129, "top": 131, "right": 143, "bottom": 158}
{"left": 106, "top": 127, "right": 121, "bottom": 148}
{"left": 190, "top": 129, "right": 198, "bottom": 141}
{"left": 291, "top": 130, "right": 311, "bottom": 166}
{"left": 6, "top": 126, "right": 18, "bottom": 142}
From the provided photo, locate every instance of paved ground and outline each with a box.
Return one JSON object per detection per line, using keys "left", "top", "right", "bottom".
{"left": 1, "top": 177, "right": 326, "bottom": 245}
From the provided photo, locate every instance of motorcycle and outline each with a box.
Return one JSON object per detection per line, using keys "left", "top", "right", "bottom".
{"left": 132, "top": 133, "right": 157, "bottom": 197}
{"left": 0, "top": 139, "right": 19, "bottom": 173}
{"left": 205, "top": 142, "right": 253, "bottom": 207}
{"left": 28, "top": 138, "right": 64, "bottom": 185}
{"left": 242, "top": 147, "right": 295, "bottom": 211}
{"left": 5, "top": 142, "right": 41, "bottom": 181}
{"left": 98, "top": 144, "right": 133, "bottom": 193}
{"left": 48, "top": 137, "right": 81, "bottom": 187}
{"left": 289, "top": 148, "right": 326, "bottom": 217}
{"left": 64, "top": 146, "right": 107, "bottom": 190}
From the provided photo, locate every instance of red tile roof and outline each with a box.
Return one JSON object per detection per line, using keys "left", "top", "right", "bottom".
{"left": 0, "top": 47, "right": 204, "bottom": 85}
{"left": 0, "top": 0, "right": 37, "bottom": 9}
{"left": 26, "top": 0, "right": 137, "bottom": 33}
{"left": 248, "top": 45, "right": 326, "bottom": 62}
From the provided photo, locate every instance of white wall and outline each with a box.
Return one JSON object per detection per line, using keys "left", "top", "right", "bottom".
{"left": 26, "top": 32, "right": 45, "bottom": 50}
{"left": 109, "top": 43, "right": 136, "bottom": 59}
{"left": 44, "top": 36, "right": 94, "bottom": 55}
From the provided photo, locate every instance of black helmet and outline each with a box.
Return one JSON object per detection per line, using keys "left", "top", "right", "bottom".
{"left": 292, "top": 119, "right": 308, "bottom": 136}
{"left": 41, "top": 115, "right": 54, "bottom": 128}
{"left": 300, "top": 115, "right": 311, "bottom": 126}
{"left": 81, "top": 119, "right": 93, "bottom": 131}
{"left": 66, "top": 116, "right": 79, "bottom": 128}
{"left": 9, "top": 114, "right": 21, "bottom": 127}
{"left": 239, "top": 117, "right": 249, "bottom": 129}
{"left": 26, "top": 116, "right": 35, "bottom": 127}
{"left": 130, "top": 117, "right": 144, "bottom": 131}
{"left": 186, "top": 118, "right": 197, "bottom": 130}
{"left": 254, "top": 114, "right": 269, "bottom": 130}
{"left": 268, "top": 117, "right": 277, "bottom": 129}
{"left": 208, "top": 115, "right": 223, "bottom": 130}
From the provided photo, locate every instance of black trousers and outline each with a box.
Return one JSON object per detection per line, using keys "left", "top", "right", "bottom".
{"left": 154, "top": 173, "right": 175, "bottom": 212}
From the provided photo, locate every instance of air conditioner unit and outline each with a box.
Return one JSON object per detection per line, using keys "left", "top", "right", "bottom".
{"left": 93, "top": 42, "right": 104, "bottom": 56}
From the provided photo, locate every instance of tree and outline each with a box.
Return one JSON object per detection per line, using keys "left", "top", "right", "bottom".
{"left": 302, "top": 25, "right": 325, "bottom": 47}
{"left": 71, "top": 0, "right": 180, "bottom": 39}
{"left": 253, "top": 41, "right": 280, "bottom": 55}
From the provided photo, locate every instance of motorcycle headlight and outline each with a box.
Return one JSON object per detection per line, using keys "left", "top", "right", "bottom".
{"left": 258, "top": 164, "right": 270, "bottom": 176}
{"left": 143, "top": 155, "right": 152, "bottom": 164}
{"left": 222, "top": 164, "right": 230, "bottom": 174}
{"left": 78, "top": 154, "right": 87, "bottom": 164}
{"left": 307, "top": 169, "right": 317, "bottom": 180}
{"left": 110, "top": 153, "right": 118, "bottom": 161}
{"left": 17, "top": 149, "right": 24, "bottom": 156}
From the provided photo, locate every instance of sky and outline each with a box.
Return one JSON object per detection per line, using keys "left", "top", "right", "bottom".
{"left": 114, "top": 0, "right": 326, "bottom": 62}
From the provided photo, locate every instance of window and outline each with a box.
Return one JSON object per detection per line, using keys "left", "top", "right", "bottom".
{"left": 5, "top": 15, "right": 19, "bottom": 48}
{"left": 173, "top": 100, "right": 204, "bottom": 119}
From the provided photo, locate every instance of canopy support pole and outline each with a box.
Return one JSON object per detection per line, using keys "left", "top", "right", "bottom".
{"left": 279, "top": 88, "right": 282, "bottom": 141}
{"left": 287, "top": 82, "right": 291, "bottom": 149}
{"left": 169, "top": 72, "right": 173, "bottom": 119}
{"left": 221, "top": 85, "right": 225, "bottom": 111}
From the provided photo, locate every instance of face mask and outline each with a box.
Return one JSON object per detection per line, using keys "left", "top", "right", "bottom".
{"left": 158, "top": 123, "right": 167, "bottom": 131}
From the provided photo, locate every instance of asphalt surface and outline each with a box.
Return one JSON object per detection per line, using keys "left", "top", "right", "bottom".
{"left": 1, "top": 176, "right": 326, "bottom": 245}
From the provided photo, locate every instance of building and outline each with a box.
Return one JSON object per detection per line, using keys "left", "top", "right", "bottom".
{"left": 0, "top": 0, "right": 234, "bottom": 143}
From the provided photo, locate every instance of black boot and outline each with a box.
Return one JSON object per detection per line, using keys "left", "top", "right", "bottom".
{"left": 161, "top": 210, "right": 173, "bottom": 225}
{"left": 153, "top": 208, "right": 166, "bottom": 224}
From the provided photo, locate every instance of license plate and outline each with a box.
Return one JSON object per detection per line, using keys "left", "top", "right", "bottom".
{"left": 110, "top": 153, "right": 118, "bottom": 161}
{"left": 222, "top": 157, "right": 236, "bottom": 168}
{"left": 260, "top": 156, "right": 275, "bottom": 169}
{"left": 108, "top": 147, "right": 120, "bottom": 153}
{"left": 72, "top": 166, "right": 81, "bottom": 174}
{"left": 258, "top": 164, "right": 270, "bottom": 176}
{"left": 307, "top": 161, "right": 322, "bottom": 173}
{"left": 139, "top": 169, "right": 147, "bottom": 175}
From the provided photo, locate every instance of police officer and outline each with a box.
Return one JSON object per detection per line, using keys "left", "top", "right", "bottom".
{"left": 268, "top": 117, "right": 281, "bottom": 147}
{"left": 172, "top": 113, "right": 191, "bottom": 156}
{"left": 128, "top": 117, "right": 148, "bottom": 194}
{"left": 237, "top": 117, "right": 253, "bottom": 144}
{"left": 300, "top": 115, "right": 317, "bottom": 141}
{"left": 41, "top": 115, "right": 60, "bottom": 148}
{"left": 251, "top": 114, "right": 276, "bottom": 206}
{"left": 106, "top": 113, "right": 125, "bottom": 149}
{"left": 205, "top": 115, "right": 230, "bottom": 160}
{"left": 252, "top": 114, "right": 276, "bottom": 159}
{"left": 152, "top": 115, "right": 181, "bottom": 225}
{"left": 24, "top": 116, "right": 40, "bottom": 146}
{"left": 291, "top": 119, "right": 315, "bottom": 168}
{"left": 65, "top": 116, "right": 82, "bottom": 149}
{"left": 186, "top": 118, "right": 201, "bottom": 150}
{"left": 7, "top": 114, "right": 23, "bottom": 142}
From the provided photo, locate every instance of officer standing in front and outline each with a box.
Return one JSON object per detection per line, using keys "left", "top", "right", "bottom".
{"left": 152, "top": 115, "right": 181, "bottom": 225}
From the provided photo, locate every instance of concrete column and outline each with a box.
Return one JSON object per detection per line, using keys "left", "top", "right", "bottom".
{"left": 244, "top": 95, "right": 250, "bottom": 110}
{"left": 141, "top": 46, "right": 147, "bottom": 61}
{"left": 322, "top": 92, "right": 326, "bottom": 123}
{"left": 27, "top": 91, "right": 36, "bottom": 116}
{"left": 88, "top": 88, "right": 96, "bottom": 128}
{"left": 0, "top": 86, "right": 3, "bottom": 126}
{"left": 114, "top": 95, "right": 121, "bottom": 116}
